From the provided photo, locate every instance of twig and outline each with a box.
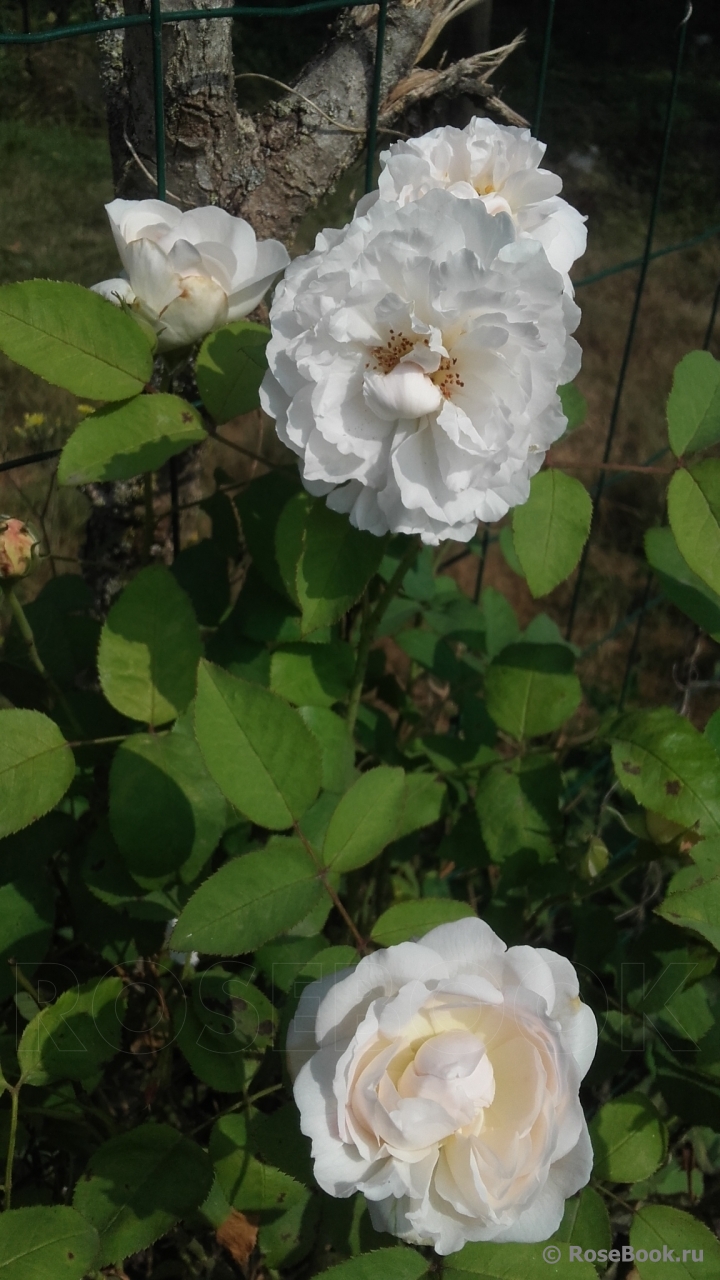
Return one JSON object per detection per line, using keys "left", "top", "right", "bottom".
{"left": 212, "top": 431, "right": 291, "bottom": 472}
{"left": 123, "top": 128, "right": 184, "bottom": 205}
{"left": 380, "top": 37, "right": 527, "bottom": 129}
{"left": 8, "top": 960, "right": 40, "bottom": 1004}
{"left": 346, "top": 536, "right": 422, "bottom": 735}
{"left": 235, "top": 73, "right": 408, "bottom": 139}
{"left": 3, "top": 1087, "right": 20, "bottom": 1211}
{"left": 189, "top": 1083, "right": 284, "bottom": 1137}
{"left": 1, "top": 584, "right": 83, "bottom": 735}
{"left": 293, "top": 822, "right": 368, "bottom": 954}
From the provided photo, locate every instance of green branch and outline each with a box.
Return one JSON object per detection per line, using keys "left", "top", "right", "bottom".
{"left": 346, "top": 535, "right": 421, "bottom": 736}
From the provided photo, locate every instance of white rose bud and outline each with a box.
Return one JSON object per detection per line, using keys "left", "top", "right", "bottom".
{"left": 287, "top": 917, "right": 597, "bottom": 1255}
{"left": 92, "top": 199, "right": 289, "bottom": 352}
{"left": 358, "top": 117, "right": 587, "bottom": 292}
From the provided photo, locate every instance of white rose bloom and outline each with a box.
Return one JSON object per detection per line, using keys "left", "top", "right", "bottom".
{"left": 92, "top": 199, "right": 289, "bottom": 352}
{"left": 359, "top": 118, "right": 586, "bottom": 288}
{"left": 261, "top": 189, "right": 580, "bottom": 544}
{"left": 287, "top": 918, "right": 597, "bottom": 1255}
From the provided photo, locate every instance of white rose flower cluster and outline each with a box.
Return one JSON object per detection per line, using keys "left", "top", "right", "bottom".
{"left": 261, "top": 118, "right": 585, "bottom": 544}
{"left": 288, "top": 918, "right": 597, "bottom": 1255}
{"left": 93, "top": 199, "right": 289, "bottom": 352}
{"left": 362, "top": 117, "right": 587, "bottom": 288}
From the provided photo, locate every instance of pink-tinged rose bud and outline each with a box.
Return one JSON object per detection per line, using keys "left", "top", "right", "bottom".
{"left": 0, "top": 517, "right": 41, "bottom": 581}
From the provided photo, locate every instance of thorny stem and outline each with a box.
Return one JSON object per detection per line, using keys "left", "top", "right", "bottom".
{"left": 3, "top": 1086, "right": 20, "bottom": 1210}
{"left": 345, "top": 536, "right": 422, "bottom": 736}
{"left": 213, "top": 431, "right": 291, "bottom": 471}
{"left": 1, "top": 584, "right": 83, "bottom": 735}
{"left": 8, "top": 960, "right": 40, "bottom": 1004}
{"left": 293, "top": 822, "right": 369, "bottom": 954}
{"left": 190, "top": 1083, "right": 284, "bottom": 1136}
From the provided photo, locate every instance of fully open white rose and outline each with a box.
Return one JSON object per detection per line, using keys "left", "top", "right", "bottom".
{"left": 261, "top": 189, "right": 580, "bottom": 544}
{"left": 287, "top": 918, "right": 597, "bottom": 1255}
{"left": 359, "top": 118, "right": 586, "bottom": 289}
{"left": 92, "top": 199, "right": 289, "bottom": 351}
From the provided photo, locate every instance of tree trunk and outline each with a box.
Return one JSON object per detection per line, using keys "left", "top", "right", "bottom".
{"left": 98, "top": 0, "right": 503, "bottom": 242}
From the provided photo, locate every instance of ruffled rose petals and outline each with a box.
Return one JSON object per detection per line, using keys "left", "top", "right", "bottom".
{"left": 286, "top": 917, "right": 597, "bottom": 1255}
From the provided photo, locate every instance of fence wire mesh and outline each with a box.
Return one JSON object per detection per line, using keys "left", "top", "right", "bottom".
{"left": 1, "top": 0, "right": 719, "bottom": 702}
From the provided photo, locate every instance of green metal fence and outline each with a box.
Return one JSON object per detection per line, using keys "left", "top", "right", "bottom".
{"left": 1, "top": 0, "right": 719, "bottom": 700}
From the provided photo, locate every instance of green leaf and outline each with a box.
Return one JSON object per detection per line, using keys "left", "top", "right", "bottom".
{"left": 550, "top": 1187, "right": 612, "bottom": 1255}
{"left": 174, "top": 966, "right": 275, "bottom": 1093}
{"left": 236, "top": 472, "right": 300, "bottom": 597}
{"left": 0, "top": 710, "right": 75, "bottom": 839}
{"left": 298, "top": 706, "right": 356, "bottom": 793}
{"left": 194, "top": 660, "right": 321, "bottom": 829}
{"left": 630, "top": 1205, "right": 720, "bottom": 1278}
{"left": 275, "top": 490, "right": 314, "bottom": 606}
{"left": 6, "top": 575, "right": 99, "bottom": 691}
{"left": 109, "top": 730, "right": 226, "bottom": 881}
{"left": 589, "top": 1091, "right": 667, "bottom": 1182}
{"left": 667, "top": 350, "right": 720, "bottom": 457}
{"left": 98, "top": 565, "right": 201, "bottom": 726}
{"left": 498, "top": 525, "right": 525, "bottom": 577}
{"left": 58, "top": 394, "right": 204, "bottom": 485}
{"left": 475, "top": 755, "right": 561, "bottom": 864}
{"left": 18, "top": 976, "right": 124, "bottom": 1086}
{"left": 645, "top": 526, "right": 720, "bottom": 639}
{"left": 209, "top": 1115, "right": 317, "bottom": 1268}
{"left": 371, "top": 898, "right": 474, "bottom": 946}
{"left": 512, "top": 471, "right": 592, "bottom": 598}
{"left": 0, "top": 280, "right": 152, "bottom": 399}
{"left": 485, "top": 643, "right": 581, "bottom": 739}
{"left": 0, "top": 1205, "right": 99, "bottom": 1279}
{"left": 394, "top": 773, "right": 446, "bottom": 839}
{"left": 558, "top": 380, "right": 588, "bottom": 432}
{"left": 196, "top": 320, "right": 270, "bottom": 423}
{"left": 313, "top": 1247, "right": 428, "bottom": 1280}
{"left": 0, "top": 822, "right": 56, "bottom": 1000}
{"left": 173, "top": 1000, "right": 252, "bottom": 1094}
{"left": 270, "top": 642, "right": 354, "bottom": 708}
{"left": 610, "top": 707, "right": 720, "bottom": 838}
{"left": 446, "top": 1240, "right": 596, "bottom": 1279}
{"left": 171, "top": 539, "right": 230, "bottom": 627}
{"left": 295, "top": 502, "right": 387, "bottom": 635}
{"left": 322, "top": 767, "right": 406, "bottom": 871}
{"left": 668, "top": 461, "right": 720, "bottom": 597}
{"left": 192, "top": 966, "right": 276, "bottom": 1049}
{"left": 706, "top": 709, "right": 720, "bottom": 758}
{"left": 170, "top": 839, "right": 323, "bottom": 956}
{"left": 481, "top": 587, "right": 520, "bottom": 659}
{"left": 73, "top": 1124, "right": 213, "bottom": 1267}
{"left": 656, "top": 863, "right": 720, "bottom": 951}
{"left": 82, "top": 828, "right": 176, "bottom": 920}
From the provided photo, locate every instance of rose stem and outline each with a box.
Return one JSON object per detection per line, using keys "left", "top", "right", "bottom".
{"left": 346, "top": 535, "right": 421, "bottom": 736}
{"left": 3, "top": 1086, "right": 20, "bottom": 1211}
{"left": 1, "top": 584, "right": 83, "bottom": 735}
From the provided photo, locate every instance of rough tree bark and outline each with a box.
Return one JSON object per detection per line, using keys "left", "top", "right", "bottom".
{"left": 86, "top": 0, "right": 519, "bottom": 607}
{"left": 97, "top": 0, "right": 518, "bottom": 242}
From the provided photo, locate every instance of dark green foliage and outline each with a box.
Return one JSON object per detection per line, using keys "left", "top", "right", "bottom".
{"left": 0, "top": 312, "right": 717, "bottom": 1278}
